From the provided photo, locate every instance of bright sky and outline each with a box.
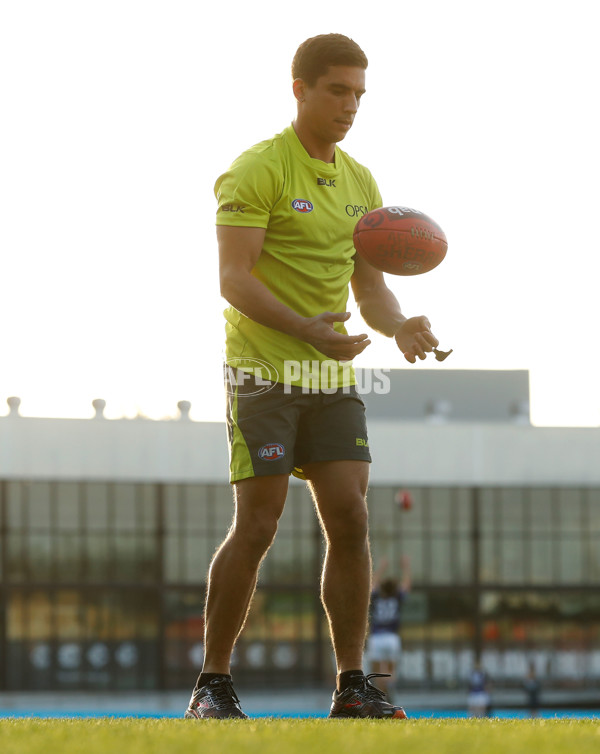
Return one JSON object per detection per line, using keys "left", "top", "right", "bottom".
{"left": 1, "top": 0, "right": 598, "bottom": 425}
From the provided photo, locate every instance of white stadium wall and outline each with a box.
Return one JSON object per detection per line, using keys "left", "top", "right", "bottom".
{"left": 1, "top": 414, "right": 600, "bottom": 486}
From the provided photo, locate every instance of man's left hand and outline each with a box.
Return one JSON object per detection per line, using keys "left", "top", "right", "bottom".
{"left": 394, "top": 316, "right": 439, "bottom": 364}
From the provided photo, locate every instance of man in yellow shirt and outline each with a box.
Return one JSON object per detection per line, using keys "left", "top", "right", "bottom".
{"left": 186, "top": 33, "right": 439, "bottom": 720}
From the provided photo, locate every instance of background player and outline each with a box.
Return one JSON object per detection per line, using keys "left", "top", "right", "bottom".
{"left": 467, "top": 661, "right": 492, "bottom": 717}
{"left": 185, "top": 33, "right": 440, "bottom": 721}
{"left": 523, "top": 662, "right": 541, "bottom": 717}
{"left": 366, "top": 556, "right": 411, "bottom": 703}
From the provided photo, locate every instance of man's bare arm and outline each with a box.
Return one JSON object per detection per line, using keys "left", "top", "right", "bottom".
{"left": 351, "top": 254, "right": 439, "bottom": 363}
{"left": 219, "top": 225, "right": 371, "bottom": 361}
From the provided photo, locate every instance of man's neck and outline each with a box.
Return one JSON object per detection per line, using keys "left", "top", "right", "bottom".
{"left": 292, "top": 120, "right": 335, "bottom": 164}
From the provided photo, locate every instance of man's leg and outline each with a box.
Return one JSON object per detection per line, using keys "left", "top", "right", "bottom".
{"left": 304, "top": 460, "right": 407, "bottom": 720}
{"left": 201, "top": 474, "right": 289, "bottom": 674}
{"left": 303, "top": 460, "right": 371, "bottom": 676}
{"left": 186, "top": 475, "right": 289, "bottom": 719}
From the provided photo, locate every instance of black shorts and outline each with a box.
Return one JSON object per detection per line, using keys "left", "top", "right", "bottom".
{"left": 225, "top": 370, "right": 371, "bottom": 483}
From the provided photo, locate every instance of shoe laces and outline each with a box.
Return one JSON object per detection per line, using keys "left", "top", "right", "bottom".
{"left": 355, "top": 673, "right": 390, "bottom": 702}
{"left": 206, "top": 678, "right": 241, "bottom": 710}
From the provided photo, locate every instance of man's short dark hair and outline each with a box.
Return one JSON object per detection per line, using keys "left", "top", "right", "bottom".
{"left": 292, "top": 33, "right": 368, "bottom": 87}
{"left": 380, "top": 578, "right": 399, "bottom": 598}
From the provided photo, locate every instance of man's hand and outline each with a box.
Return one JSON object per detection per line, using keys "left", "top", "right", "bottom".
{"left": 299, "top": 312, "right": 371, "bottom": 362}
{"left": 394, "top": 316, "right": 439, "bottom": 363}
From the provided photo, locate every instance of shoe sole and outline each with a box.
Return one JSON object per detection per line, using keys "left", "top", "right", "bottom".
{"left": 329, "top": 707, "right": 407, "bottom": 720}
{"left": 184, "top": 709, "right": 248, "bottom": 720}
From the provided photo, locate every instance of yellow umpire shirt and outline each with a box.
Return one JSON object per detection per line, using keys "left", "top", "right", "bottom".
{"left": 215, "top": 124, "right": 382, "bottom": 390}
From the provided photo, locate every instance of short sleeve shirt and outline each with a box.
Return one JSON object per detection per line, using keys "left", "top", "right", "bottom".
{"left": 215, "top": 125, "right": 382, "bottom": 389}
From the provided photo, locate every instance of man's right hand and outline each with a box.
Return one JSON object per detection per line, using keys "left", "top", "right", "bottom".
{"left": 298, "top": 311, "right": 371, "bottom": 362}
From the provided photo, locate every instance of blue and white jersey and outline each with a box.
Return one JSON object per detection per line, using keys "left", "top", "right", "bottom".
{"left": 369, "top": 590, "right": 405, "bottom": 634}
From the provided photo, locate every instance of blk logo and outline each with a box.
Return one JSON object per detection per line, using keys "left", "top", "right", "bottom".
{"left": 317, "top": 178, "right": 336, "bottom": 187}
{"left": 221, "top": 204, "right": 245, "bottom": 213}
{"left": 258, "top": 443, "right": 286, "bottom": 460}
{"left": 292, "top": 199, "right": 314, "bottom": 213}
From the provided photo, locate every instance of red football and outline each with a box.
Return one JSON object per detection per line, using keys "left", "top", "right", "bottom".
{"left": 353, "top": 206, "right": 448, "bottom": 276}
{"left": 395, "top": 489, "right": 413, "bottom": 511}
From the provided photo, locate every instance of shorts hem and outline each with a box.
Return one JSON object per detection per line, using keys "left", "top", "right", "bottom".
{"left": 229, "top": 466, "right": 295, "bottom": 483}
{"left": 295, "top": 452, "right": 372, "bottom": 468}
{"left": 229, "top": 467, "right": 256, "bottom": 483}
{"left": 293, "top": 452, "right": 371, "bottom": 480}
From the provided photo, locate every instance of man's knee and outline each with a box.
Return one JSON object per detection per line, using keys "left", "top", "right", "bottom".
{"left": 231, "top": 499, "right": 283, "bottom": 556}
{"left": 324, "top": 498, "right": 369, "bottom": 547}
{"left": 236, "top": 513, "right": 279, "bottom": 554}
{"left": 231, "top": 475, "right": 288, "bottom": 555}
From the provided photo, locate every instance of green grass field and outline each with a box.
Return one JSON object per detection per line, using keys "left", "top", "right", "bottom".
{"left": 2, "top": 718, "right": 600, "bottom": 754}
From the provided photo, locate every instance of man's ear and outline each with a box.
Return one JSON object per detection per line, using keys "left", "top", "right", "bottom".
{"left": 292, "top": 78, "right": 306, "bottom": 103}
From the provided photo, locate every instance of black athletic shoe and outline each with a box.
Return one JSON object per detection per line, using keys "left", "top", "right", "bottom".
{"left": 184, "top": 677, "right": 248, "bottom": 719}
{"left": 329, "top": 673, "right": 407, "bottom": 719}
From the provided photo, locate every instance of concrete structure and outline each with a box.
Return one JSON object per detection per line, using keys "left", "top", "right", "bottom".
{"left": 1, "top": 369, "right": 599, "bottom": 486}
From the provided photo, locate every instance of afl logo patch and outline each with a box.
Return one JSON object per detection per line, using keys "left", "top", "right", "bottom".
{"left": 258, "top": 443, "right": 285, "bottom": 461}
{"left": 292, "top": 199, "right": 314, "bottom": 213}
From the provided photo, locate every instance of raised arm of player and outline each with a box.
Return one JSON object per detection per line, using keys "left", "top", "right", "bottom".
{"left": 372, "top": 557, "right": 389, "bottom": 591}
{"left": 400, "top": 555, "right": 412, "bottom": 594}
{"left": 351, "top": 253, "right": 439, "bottom": 364}
{"left": 218, "top": 225, "right": 371, "bottom": 362}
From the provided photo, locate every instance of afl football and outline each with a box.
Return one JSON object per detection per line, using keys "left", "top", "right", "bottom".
{"left": 353, "top": 206, "right": 447, "bottom": 276}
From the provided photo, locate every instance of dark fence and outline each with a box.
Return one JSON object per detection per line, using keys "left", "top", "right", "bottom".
{"left": 1, "top": 480, "right": 600, "bottom": 691}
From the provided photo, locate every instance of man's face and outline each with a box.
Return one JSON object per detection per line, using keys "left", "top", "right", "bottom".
{"left": 299, "top": 65, "right": 366, "bottom": 144}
